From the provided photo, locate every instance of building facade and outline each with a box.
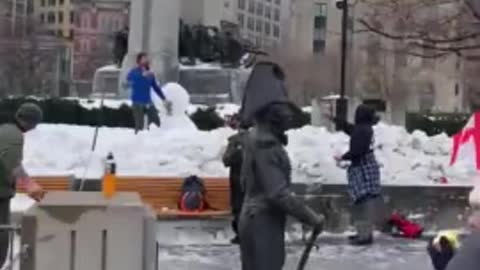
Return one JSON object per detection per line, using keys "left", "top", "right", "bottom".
{"left": 72, "top": 0, "right": 129, "bottom": 83}
{"left": 33, "top": 0, "right": 75, "bottom": 38}
{"left": 0, "top": 0, "right": 33, "bottom": 35}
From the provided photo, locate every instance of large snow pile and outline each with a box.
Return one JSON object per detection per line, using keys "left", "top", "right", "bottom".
{"left": 22, "top": 122, "right": 473, "bottom": 185}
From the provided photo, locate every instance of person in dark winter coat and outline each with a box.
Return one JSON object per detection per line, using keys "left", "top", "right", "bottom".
{"left": 0, "top": 103, "right": 46, "bottom": 268}
{"left": 239, "top": 62, "right": 324, "bottom": 270}
{"left": 222, "top": 114, "right": 247, "bottom": 244}
{"left": 427, "top": 230, "right": 461, "bottom": 270}
{"left": 332, "top": 104, "right": 385, "bottom": 245}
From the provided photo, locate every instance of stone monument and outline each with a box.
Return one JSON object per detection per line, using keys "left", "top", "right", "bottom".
{"left": 119, "top": 0, "right": 180, "bottom": 88}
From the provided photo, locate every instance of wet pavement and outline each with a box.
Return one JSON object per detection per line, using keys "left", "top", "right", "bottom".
{"left": 157, "top": 237, "right": 432, "bottom": 270}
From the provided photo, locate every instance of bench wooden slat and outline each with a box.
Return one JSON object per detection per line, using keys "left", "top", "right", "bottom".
{"left": 17, "top": 176, "right": 71, "bottom": 192}
{"left": 117, "top": 177, "right": 230, "bottom": 218}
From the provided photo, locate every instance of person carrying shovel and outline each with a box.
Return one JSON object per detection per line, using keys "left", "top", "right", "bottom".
{"left": 238, "top": 62, "right": 324, "bottom": 270}
{"left": 0, "top": 103, "right": 46, "bottom": 268}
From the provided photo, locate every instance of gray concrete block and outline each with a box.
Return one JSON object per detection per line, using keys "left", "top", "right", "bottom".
{"left": 20, "top": 192, "right": 156, "bottom": 270}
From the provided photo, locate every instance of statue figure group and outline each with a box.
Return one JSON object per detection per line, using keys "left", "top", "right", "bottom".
{"left": 112, "top": 21, "right": 266, "bottom": 69}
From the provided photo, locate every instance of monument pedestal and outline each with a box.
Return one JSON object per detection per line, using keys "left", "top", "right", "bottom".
{"left": 20, "top": 192, "right": 156, "bottom": 270}
{"left": 119, "top": 0, "right": 180, "bottom": 93}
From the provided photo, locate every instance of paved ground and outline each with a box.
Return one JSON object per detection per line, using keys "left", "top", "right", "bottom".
{"left": 158, "top": 237, "right": 432, "bottom": 270}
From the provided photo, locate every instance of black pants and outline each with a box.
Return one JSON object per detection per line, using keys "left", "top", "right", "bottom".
{"left": 132, "top": 103, "right": 160, "bottom": 133}
{"left": 0, "top": 199, "right": 10, "bottom": 268}
{"left": 351, "top": 194, "right": 386, "bottom": 240}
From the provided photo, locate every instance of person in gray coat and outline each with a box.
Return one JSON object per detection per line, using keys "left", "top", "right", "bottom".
{"left": 0, "top": 103, "right": 46, "bottom": 268}
{"left": 238, "top": 62, "right": 324, "bottom": 270}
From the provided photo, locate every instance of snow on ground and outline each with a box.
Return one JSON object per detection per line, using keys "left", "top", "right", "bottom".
{"left": 21, "top": 120, "right": 474, "bottom": 186}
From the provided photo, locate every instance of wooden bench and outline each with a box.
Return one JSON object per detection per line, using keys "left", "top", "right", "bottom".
{"left": 116, "top": 177, "right": 231, "bottom": 219}
{"left": 17, "top": 176, "right": 72, "bottom": 193}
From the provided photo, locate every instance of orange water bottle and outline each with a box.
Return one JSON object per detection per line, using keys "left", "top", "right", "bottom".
{"left": 102, "top": 152, "right": 117, "bottom": 199}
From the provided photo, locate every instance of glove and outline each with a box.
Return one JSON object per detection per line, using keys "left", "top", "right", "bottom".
{"left": 25, "top": 181, "right": 46, "bottom": 202}
{"left": 311, "top": 212, "right": 325, "bottom": 232}
{"left": 163, "top": 100, "right": 173, "bottom": 115}
{"left": 277, "top": 193, "right": 325, "bottom": 232}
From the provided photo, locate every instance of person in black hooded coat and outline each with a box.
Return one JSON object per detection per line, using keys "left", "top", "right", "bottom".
{"left": 238, "top": 62, "right": 324, "bottom": 270}
{"left": 331, "top": 105, "right": 386, "bottom": 245}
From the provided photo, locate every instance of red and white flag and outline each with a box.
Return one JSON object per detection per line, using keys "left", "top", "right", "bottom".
{"left": 450, "top": 112, "right": 480, "bottom": 170}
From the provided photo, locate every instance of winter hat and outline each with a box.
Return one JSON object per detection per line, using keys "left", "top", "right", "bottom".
{"left": 239, "top": 61, "right": 298, "bottom": 126}
{"left": 15, "top": 103, "right": 43, "bottom": 131}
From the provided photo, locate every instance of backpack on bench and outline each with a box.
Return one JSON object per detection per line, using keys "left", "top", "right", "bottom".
{"left": 179, "top": 175, "right": 206, "bottom": 212}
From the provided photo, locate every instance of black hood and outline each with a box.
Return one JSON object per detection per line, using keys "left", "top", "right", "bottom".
{"left": 240, "top": 61, "right": 299, "bottom": 126}
{"left": 354, "top": 104, "right": 378, "bottom": 125}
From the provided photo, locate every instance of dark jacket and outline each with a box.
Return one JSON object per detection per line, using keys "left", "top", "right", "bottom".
{"left": 337, "top": 105, "right": 377, "bottom": 166}
{"left": 222, "top": 130, "right": 247, "bottom": 215}
{"left": 428, "top": 236, "right": 457, "bottom": 270}
{"left": 239, "top": 125, "right": 322, "bottom": 270}
{"left": 127, "top": 67, "right": 166, "bottom": 104}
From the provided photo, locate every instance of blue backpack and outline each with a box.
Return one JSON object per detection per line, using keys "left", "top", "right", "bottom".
{"left": 179, "top": 176, "right": 206, "bottom": 212}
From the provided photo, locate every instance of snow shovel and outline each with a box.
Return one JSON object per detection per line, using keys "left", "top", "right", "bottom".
{"left": 296, "top": 227, "right": 321, "bottom": 270}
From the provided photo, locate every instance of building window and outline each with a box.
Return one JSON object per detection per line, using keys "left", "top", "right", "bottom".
{"left": 256, "top": 2, "right": 264, "bottom": 16}
{"left": 47, "top": 12, "right": 55, "bottom": 23}
{"left": 265, "top": 22, "right": 271, "bottom": 36}
{"left": 256, "top": 19, "right": 263, "bottom": 32}
{"left": 265, "top": 6, "right": 271, "bottom": 19}
{"left": 41, "top": 0, "right": 46, "bottom": 7}
{"left": 248, "top": 0, "right": 255, "bottom": 13}
{"left": 273, "top": 24, "right": 280, "bottom": 37}
{"left": 238, "top": 13, "right": 245, "bottom": 27}
{"left": 40, "top": 13, "right": 45, "bottom": 23}
{"left": 313, "top": 3, "right": 327, "bottom": 53}
{"left": 238, "top": 0, "right": 246, "bottom": 10}
{"left": 274, "top": 8, "right": 280, "bottom": 21}
{"left": 313, "top": 40, "right": 325, "bottom": 53}
{"left": 314, "top": 3, "right": 327, "bottom": 28}
{"left": 256, "top": 36, "right": 262, "bottom": 47}
{"left": 70, "top": 11, "right": 75, "bottom": 24}
{"left": 58, "top": 12, "right": 63, "bottom": 23}
{"left": 59, "top": 0, "right": 64, "bottom": 5}
{"left": 275, "top": 0, "right": 281, "bottom": 5}
{"left": 247, "top": 16, "right": 254, "bottom": 31}
{"left": 48, "top": 0, "right": 55, "bottom": 6}
{"left": 91, "top": 15, "right": 97, "bottom": 29}
{"left": 82, "top": 14, "right": 90, "bottom": 28}
{"left": 455, "top": 83, "right": 460, "bottom": 96}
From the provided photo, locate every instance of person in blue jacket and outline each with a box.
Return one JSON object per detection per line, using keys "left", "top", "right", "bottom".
{"left": 127, "top": 52, "right": 171, "bottom": 133}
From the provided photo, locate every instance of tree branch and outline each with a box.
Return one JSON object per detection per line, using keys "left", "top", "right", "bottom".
{"left": 358, "top": 18, "right": 480, "bottom": 44}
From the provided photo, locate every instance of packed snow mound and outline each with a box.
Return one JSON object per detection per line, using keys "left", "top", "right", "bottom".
{"left": 22, "top": 122, "right": 473, "bottom": 185}
{"left": 152, "top": 83, "right": 197, "bottom": 131}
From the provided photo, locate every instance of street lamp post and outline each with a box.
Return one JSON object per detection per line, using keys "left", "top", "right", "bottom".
{"left": 336, "top": 0, "right": 349, "bottom": 129}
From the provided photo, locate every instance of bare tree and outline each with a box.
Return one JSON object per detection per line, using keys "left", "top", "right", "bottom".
{"left": 264, "top": 48, "right": 341, "bottom": 106}
{"left": 0, "top": 14, "right": 64, "bottom": 97}
{"left": 356, "top": 0, "right": 480, "bottom": 60}
{"left": 74, "top": 34, "right": 114, "bottom": 82}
